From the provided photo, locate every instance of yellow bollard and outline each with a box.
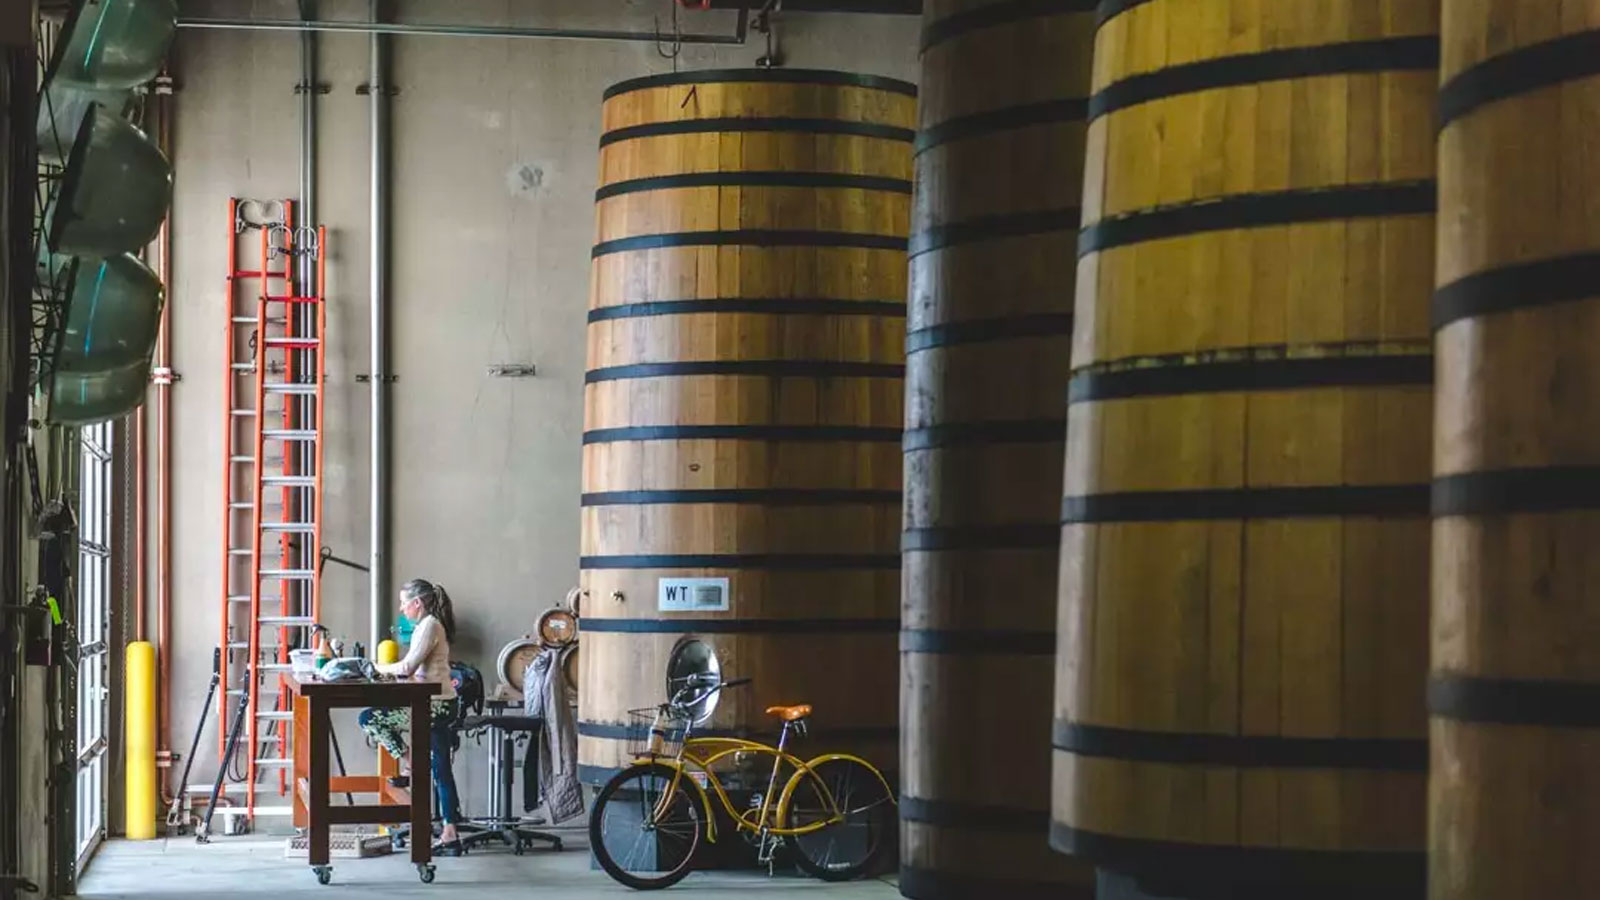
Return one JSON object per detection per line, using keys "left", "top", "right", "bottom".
{"left": 125, "top": 642, "right": 157, "bottom": 840}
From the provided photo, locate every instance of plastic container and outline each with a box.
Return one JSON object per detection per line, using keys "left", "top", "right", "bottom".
{"left": 290, "top": 648, "right": 318, "bottom": 678}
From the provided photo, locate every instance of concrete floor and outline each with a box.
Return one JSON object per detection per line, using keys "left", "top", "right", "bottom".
{"left": 77, "top": 834, "right": 901, "bottom": 899}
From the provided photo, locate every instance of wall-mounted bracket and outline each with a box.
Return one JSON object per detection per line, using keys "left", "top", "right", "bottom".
{"left": 486, "top": 364, "right": 537, "bottom": 378}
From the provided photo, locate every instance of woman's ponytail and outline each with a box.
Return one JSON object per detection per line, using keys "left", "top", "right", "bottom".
{"left": 402, "top": 578, "right": 457, "bottom": 642}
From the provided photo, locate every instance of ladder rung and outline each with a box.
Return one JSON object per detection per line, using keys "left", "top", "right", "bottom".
{"left": 231, "top": 316, "right": 260, "bottom": 323}
{"left": 260, "top": 570, "right": 316, "bottom": 579}
{"left": 231, "top": 503, "right": 285, "bottom": 513}
{"left": 257, "top": 711, "right": 294, "bottom": 721}
{"left": 222, "top": 650, "right": 302, "bottom": 659}
{"left": 228, "top": 549, "right": 253, "bottom": 556}
{"left": 258, "top": 615, "right": 315, "bottom": 624}
{"left": 230, "top": 455, "right": 256, "bottom": 463}
{"left": 263, "top": 429, "right": 317, "bottom": 441}
{"left": 229, "top": 502, "right": 254, "bottom": 509}
{"left": 261, "top": 522, "right": 316, "bottom": 532}
{"left": 259, "top": 663, "right": 294, "bottom": 672}
{"left": 231, "top": 363, "right": 256, "bottom": 371}
{"left": 264, "top": 383, "right": 318, "bottom": 394}
{"left": 228, "top": 594, "right": 251, "bottom": 602}
{"left": 255, "top": 758, "right": 293, "bottom": 768}
{"left": 230, "top": 410, "right": 257, "bottom": 417}
{"left": 263, "top": 337, "right": 320, "bottom": 347}
{"left": 241, "top": 806, "right": 294, "bottom": 817}
{"left": 265, "top": 295, "right": 321, "bottom": 304}
{"left": 262, "top": 476, "right": 315, "bottom": 486}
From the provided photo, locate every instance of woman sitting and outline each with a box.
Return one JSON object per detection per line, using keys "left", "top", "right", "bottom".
{"left": 358, "top": 578, "right": 464, "bottom": 852}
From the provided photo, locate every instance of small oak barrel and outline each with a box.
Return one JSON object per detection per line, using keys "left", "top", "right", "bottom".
{"left": 578, "top": 69, "right": 914, "bottom": 785}
{"left": 901, "top": 1, "right": 1095, "bottom": 897}
{"left": 1051, "top": 3, "right": 1438, "bottom": 897}
{"left": 1432, "top": 8, "right": 1600, "bottom": 900}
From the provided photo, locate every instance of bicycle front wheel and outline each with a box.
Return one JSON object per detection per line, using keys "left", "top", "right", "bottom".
{"left": 782, "top": 757, "right": 895, "bottom": 882}
{"left": 589, "top": 763, "right": 704, "bottom": 890}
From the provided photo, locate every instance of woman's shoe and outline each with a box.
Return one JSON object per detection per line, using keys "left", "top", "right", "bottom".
{"left": 431, "top": 840, "right": 464, "bottom": 857}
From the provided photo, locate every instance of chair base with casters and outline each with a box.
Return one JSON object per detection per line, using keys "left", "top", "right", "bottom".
{"left": 457, "top": 707, "right": 564, "bottom": 854}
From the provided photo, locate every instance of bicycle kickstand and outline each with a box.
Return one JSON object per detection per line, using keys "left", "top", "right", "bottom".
{"left": 756, "top": 831, "right": 780, "bottom": 874}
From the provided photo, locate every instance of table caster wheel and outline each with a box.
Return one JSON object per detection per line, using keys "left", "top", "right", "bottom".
{"left": 512, "top": 840, "right": 524, "bottom": 856}
{"left": 312, "top": 866, "right": 332, "bottom": 886}
{"left": 418, "top": 863, "right": 436, "bottom": 884}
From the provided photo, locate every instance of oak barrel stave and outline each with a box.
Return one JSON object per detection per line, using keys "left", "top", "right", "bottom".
{"left": 1432, "top": 6, "right": 1600, "bottom": 900}
{"left": 1052, "top": 2, "right": 1438, "bottom": 896}
{"left": 902, "top": 0, "right": 1096, "bottom": 896}
{"left": 579, "top": 69, "right": 913, "bottom": 786}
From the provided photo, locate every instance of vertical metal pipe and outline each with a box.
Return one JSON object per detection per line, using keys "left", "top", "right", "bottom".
{"left": 153, "top": 77, "right": 175, "bottom": 800}
{"left": 367, "top": 0, "right": 388, "bottom": 652}
{"left": 297, "top": 1, "right": 317, "bottom": 635}
{"left": 299, "top": 4, "right": 316, "bottom": 253}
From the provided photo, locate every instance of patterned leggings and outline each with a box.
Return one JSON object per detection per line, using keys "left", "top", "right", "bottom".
{"left": 358, "top": 699, "right": 456, "bottom": 758}
{"left": 358, "top": 698, "right": 462, "bottom": 825}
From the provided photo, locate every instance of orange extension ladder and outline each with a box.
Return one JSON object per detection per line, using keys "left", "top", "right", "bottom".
{"left": 218, "top": 198, "right": 327, "bottom": 820}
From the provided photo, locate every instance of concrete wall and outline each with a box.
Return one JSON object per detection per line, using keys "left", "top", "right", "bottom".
{"left": 162, "top": 0, "right": 918, "bottom": 816}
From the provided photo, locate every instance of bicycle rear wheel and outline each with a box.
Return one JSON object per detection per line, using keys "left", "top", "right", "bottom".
{"left": 589, "top": 763, "right": 703, "bottom": 890}
{"left": 782, "top": 757, "right": 895, "bottom": 881}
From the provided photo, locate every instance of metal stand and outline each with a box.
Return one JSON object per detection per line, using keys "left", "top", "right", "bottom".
{"left": 197, "top": 689, "right": 251, "bottom": 843}
{"left": 457, "top": 723, "right": 563, "bottom": 855}
{"left": 166, "top": 648, "right": 221, "bottom": 833}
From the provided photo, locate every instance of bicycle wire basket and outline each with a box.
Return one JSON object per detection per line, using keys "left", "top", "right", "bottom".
{"left": 626, "top": 706, "right": 691, "bottom": 758}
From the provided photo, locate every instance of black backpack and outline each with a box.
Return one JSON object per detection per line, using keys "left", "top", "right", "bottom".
{"left": 448, "top": 660, "right": 485, "bottom": 725}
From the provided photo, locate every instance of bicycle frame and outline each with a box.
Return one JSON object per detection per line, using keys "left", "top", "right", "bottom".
{"left": 631, "top": 694, "right": 893, "bottom": 845}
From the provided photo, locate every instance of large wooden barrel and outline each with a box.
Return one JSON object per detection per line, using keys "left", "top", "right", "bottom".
{"left": 1431, "top": 9, "right": 1600, "bottom": 900}
{"left": 901, "top": 1, "right": 1095, "bottom": 897}
{"left": 578, "top": 69, "right": 914, "bottom": 785}
{"left": 1052, "top": 4, "right": 1438, "bottom": 896}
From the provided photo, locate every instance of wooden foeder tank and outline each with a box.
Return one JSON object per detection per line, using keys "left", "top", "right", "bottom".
{"left": 900, "top": 0, "right": 1095, "bottom": 896}
{"left": 1431, "top": 5, "right": 1600, "bottom": 899}
{"left": 578, "top": 69, "right": 914, "bottom": 783}
{"left": 1052, "top": 2, "right": 1438, "bottom": 896}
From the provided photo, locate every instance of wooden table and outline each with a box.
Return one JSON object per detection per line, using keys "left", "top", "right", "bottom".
{"left": 287, "top": 675, "right": 440, "bottom": 885}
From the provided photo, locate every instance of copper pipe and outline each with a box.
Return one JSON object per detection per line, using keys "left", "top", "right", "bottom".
{"left": 155, "top": 76, "right": 175, "bottom": 798}
{"left": 134, "top": 406, "right": 146, "bottom": 642}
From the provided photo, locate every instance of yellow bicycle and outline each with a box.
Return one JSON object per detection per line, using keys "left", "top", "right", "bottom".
{"left": 587, "top": 674, "right": 896, "bottom": 890}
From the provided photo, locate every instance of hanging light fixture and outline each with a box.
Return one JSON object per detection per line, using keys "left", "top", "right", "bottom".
{"left": 47, "top": 103, "right": 172, "bottom": 257}
{"left": 47, "top": 0, "right": 178, "bottom": 89}
{"left": 36, "top": 252, "right": 164, "bottom": 424}
{"left": 33, "top": 0, "right": 179, "bottom": 422}
{"left": 49, "top": 360, "right": 152, "bottom": 425}
{"left": 52, "top": 253, "right": 164, "bottom": 374}
{"left": 36, "top": 82, "right": 131, "bottom": 162}
{"left": 37, "top": 0, "right": 177, "bottom": 162}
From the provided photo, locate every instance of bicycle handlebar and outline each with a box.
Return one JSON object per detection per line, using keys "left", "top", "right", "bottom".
{"left": 666, "top": 675, "right": 752, "bottom": 712}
